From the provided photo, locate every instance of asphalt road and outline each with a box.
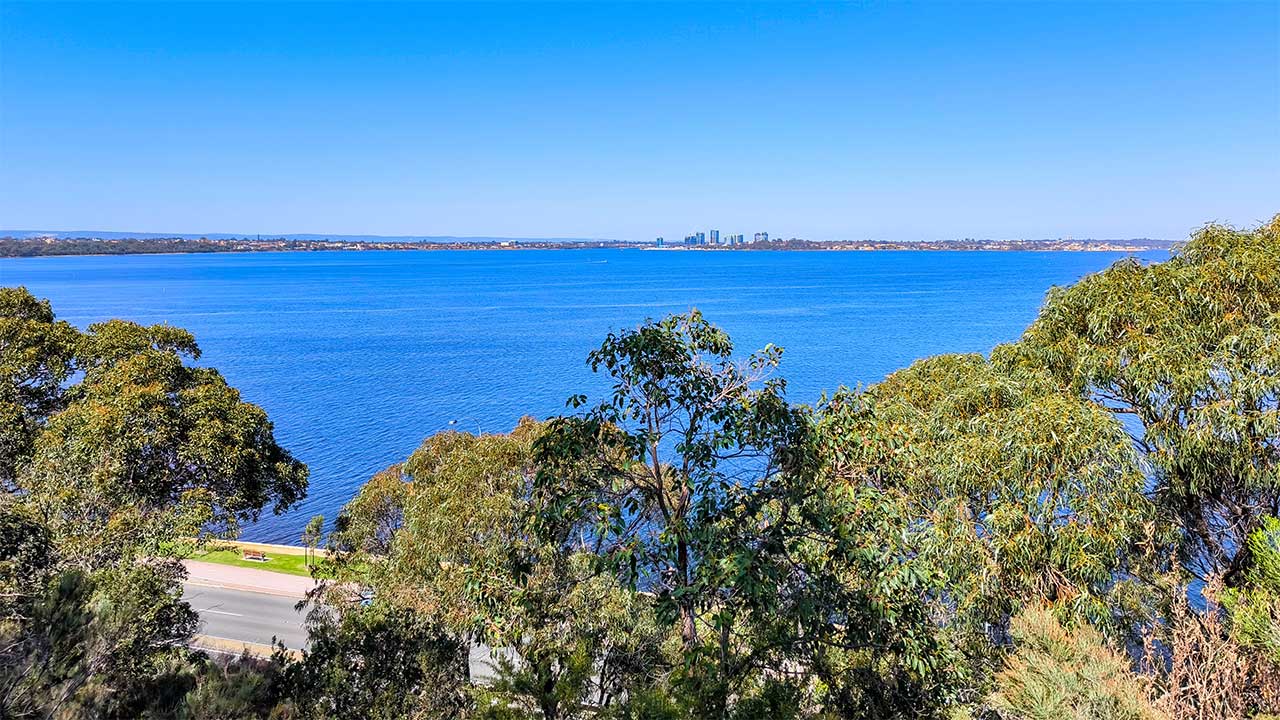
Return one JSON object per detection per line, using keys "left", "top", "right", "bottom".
{"left": 182, "top": 584, "right": 309, "bottom": 649}
{"left": 182, "top": 583, "right": 506, "bottom": 679}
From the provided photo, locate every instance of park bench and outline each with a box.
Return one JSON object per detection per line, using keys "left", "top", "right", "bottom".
{"left": 242, "top": 550, "right": 269, "bottom": 562}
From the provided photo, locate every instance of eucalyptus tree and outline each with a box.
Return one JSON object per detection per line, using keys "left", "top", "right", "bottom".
{"left": 302, "top": 514, "right": 325, "bottom": 567}
{"left": 4, "top": 302, "right": 308, "bottom": 567}
{"left": 1013, "top": 215, "right": 1280, "bottom": 582}
{"left": 816, "top": 352, "right": 1163, "bottom": 677}
{"left": 0, "top": 289, "right": 310, "bottom": 716}
{"left": 532, "top": 311, "right": 810, "bottom": 651}
{"left": 533, "top": 312, "right": 961, "bottom": 717}
{"left": 0, "top": 287, "right": 78, "bottom": 489}
{"left": 327, "top": 420, "right": 667, "bottom": 720}
{"left": 1, "top": 288, "right": 309, "bottom": 569}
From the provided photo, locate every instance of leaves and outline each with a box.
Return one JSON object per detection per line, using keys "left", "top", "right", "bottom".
{"left": 1014, "top": 215, "right": 1280, "bottom": 582}
{"left": 0, "top": 287, "right": 79, "bottom": 488}
{"left": 988, "top": 607, "right": 1165, "bottom": 720}
{"left": 815, "top": 350, "right": 1168, "bottom": 686}
{"left": 0, "top": 289, "right": 308, "bottom": 567}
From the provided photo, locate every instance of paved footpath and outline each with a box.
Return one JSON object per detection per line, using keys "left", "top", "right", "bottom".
{"left": 183, "top": 559, "right": 316, "bottom": 597}
{"left": 181, "top": 559, "right": 505, "bottom": 677}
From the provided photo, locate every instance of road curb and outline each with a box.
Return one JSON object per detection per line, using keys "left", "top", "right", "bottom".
{"left": 190, "top": 633, "right": 302, "bottom": 660}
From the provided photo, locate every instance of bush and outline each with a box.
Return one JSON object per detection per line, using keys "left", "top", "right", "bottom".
{"left": 988, "top": 607, "right": 1164, "bottom": 720}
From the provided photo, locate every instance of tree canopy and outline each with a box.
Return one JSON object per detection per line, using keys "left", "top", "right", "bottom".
{"left": 0, "top": 287, "right": 308, "bottom": 718}
{"left": 818, "top": 352, "right": 1165, "bottom": 649}
{"left": 1014, "top": 216, "right": 1280, "bottom": 582}
{"left": 0, "top": 288, "right": 307, "bottom": 567}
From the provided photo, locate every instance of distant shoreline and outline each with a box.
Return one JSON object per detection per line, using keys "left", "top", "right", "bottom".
{"left": 1, "top": 237, "right": 1174, "bottom": 259}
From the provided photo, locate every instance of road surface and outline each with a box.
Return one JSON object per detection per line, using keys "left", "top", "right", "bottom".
{"left": 181, "top": 566, "right": 505, "bottom": 677}
{"left": 182, "top": 583, "right": 310, "bottom": 650}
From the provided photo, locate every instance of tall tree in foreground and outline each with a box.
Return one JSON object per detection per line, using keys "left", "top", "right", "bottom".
{"left": 818, "top": 352, "right": 1164, "bottom": 655}
{"left": 533, "top": 311, "right": 810, "bottom": 653}
{"left": 0, "top": 288, "right": 310, "bottom": 719}
{"left": 325, "top": 421, "right": 667, "bottom": 719}
{"left": 534, "top": 311, "right": 960, "bottom": 717}
{"left": 1013, "top": 216, "right": 1280, "bottom": 582}
{"left": 0, "top": 288, "right": 78, "bottom": 489}
{"left": 0, "top": 288, "right": 309, "bottom": 567}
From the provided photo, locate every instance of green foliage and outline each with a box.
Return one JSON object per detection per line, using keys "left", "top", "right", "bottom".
{"left": 0, "top": 287, "right": 78, "bottom": 488}
{"left": 531, "top": 311, "right": 961, "bottom": 717}
{"left": 0, "top": 289, "right": 310, "bottom": 719}
{"left": 282, "top": 603, "right": 468, "bottom": 719}
{"left": 594, "top": 686, "right": 692, "bottom": 720}
{"left": 532, "top": 311, "right": 807, "bottom": 634}
{"left": 0, "top": 564, "right": 199, "bottom": 719}
{"left": 1221, "top": 516, "right": 1280, "bottom": 662}
{"left": 357, "top": 422, "right": 543, "bottom": 635}
{"left": 327, "top": 420, "right": 669, "bottom": 719}
{"left": 301, "top": 513, "right": 325, "bottom": 567}
{"left": 329, "top": 463, "right": 409, "bottom": 557}
{"left": 1014, "top": 215, "right": 1280, "bottom": 581}
{"left": 700, "top": 476, "right": 964, "bottom": 718}
{"left": 0, "top": 498, "right": 55, "bottom": 618}
{"left": 531, "top": 311, "right": 808, "bottom": 711}
{"left": 988, "top": 607, "right": 1165, "bottom": 720}
{"left": 173, "top": 654, "right": 287, "bottom": 720}
{"left": 0, "top": 288, "right": 309, "bottom": 568}
{"left": 816, "top": 352, "right": 1164, "bottom": 692}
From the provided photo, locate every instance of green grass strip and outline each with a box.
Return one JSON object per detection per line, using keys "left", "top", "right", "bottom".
{"left": 190, "top": 548, "right": 316, "bottom": 577}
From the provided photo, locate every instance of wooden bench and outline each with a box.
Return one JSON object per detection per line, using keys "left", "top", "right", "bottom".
{"left": 242, "top": 550, "right": 269, "bottom": 562}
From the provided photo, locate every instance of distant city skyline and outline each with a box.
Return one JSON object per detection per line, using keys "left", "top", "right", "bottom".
{"left": 2, "top": 226, "right": 1179, "bottom": 244}
{"left": 1, "top": 1, "right": 1276, "bottom": 241}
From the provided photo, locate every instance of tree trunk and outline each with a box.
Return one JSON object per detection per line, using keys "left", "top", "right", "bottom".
{"left": 677, "top": 536, "right": 697, "bottom": 651}
{"left": 539, "top": 667, "right": 559, "bottom": 720}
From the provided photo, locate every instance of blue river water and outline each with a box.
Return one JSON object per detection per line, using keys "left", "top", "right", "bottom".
{"left": 1, "top": 248, "right": 1165, "bottom": 542}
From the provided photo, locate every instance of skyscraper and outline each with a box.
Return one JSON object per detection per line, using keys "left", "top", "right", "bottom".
{"left": 710, "top": 229, "right": 720, "bottom": 244}
{"left": 697, "top": 231, "right": 706, "bottom": 245}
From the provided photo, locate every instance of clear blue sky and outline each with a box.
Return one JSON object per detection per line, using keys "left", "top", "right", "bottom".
{"left": 1, "top": 1, "right": 1276, "bottom": 241}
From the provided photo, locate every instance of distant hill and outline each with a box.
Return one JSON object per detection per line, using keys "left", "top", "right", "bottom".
{"left": 1, "top": 230, "right": 624, "bottom": 244}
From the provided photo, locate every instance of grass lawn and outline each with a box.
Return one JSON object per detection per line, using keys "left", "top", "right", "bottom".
{"left": 191, "top": 548, "right": 316, "bottom": 577}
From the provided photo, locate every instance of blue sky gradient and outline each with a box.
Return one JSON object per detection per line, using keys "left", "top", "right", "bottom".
{"left": 1, "top": 1, "right": 1276, "bottom": 241}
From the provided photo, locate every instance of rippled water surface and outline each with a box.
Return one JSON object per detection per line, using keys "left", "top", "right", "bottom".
{"left": 1, "top": 248, "right": 1165, "bottom": 541}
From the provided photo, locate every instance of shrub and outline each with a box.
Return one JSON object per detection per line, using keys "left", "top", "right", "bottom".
{"left": 988, "top": 607, "right": 1164, "bottom": 720}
